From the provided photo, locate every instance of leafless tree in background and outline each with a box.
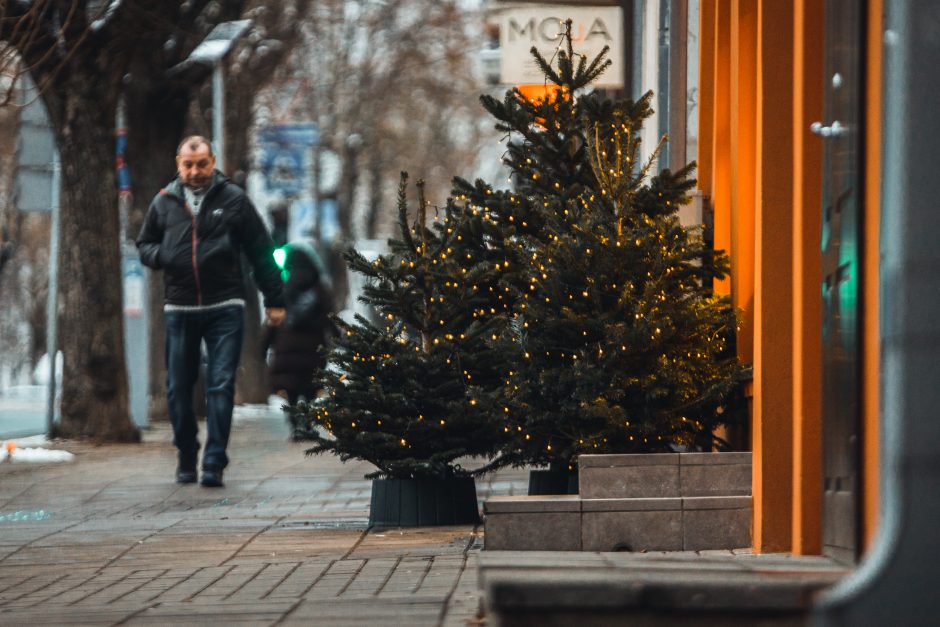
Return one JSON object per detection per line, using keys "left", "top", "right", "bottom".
{"left": 0, "top": 1, "right": 313, "bottom": 439}
{"left": 257, "top": 0, "right": 498, "bottom": 306}
{"left": 0, "top": 71, "right": 48, "bottom": 386}
{"left": 185, "top": 0, "right": 314, "bottom": 405}
{"left": 0, "top": 0, "right": 500, "bottom": 434}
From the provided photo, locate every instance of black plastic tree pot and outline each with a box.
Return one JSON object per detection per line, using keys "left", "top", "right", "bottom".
{"left": 369, "top": 476, "right": 481, "bottom": 527}
{"left": 527, "top": 462, "right": 579, "bottom": 495}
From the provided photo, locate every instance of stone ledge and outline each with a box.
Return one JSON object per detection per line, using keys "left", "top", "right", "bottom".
{"left": 679, "top": 452, "right": 752, "bottom": 466}
{"left": 582, "top": 498, "right": 682, "bottom": 512}
{"left": 484, "top": 569, "right": 837, "bottom": 611}
{"left": 681, "top": 496, "right": 751, "bottom": 510}
{"left": 484, "top": 495, "right": 581, "bottom": 514}
{"left": 579, "top": 453, "right": 679, "bottom": 468}
{"left": 483, "top": 569, "right": 839, "bottom": 626}
{"left": 485, "top": 495, "right": 744, "bottom": 514}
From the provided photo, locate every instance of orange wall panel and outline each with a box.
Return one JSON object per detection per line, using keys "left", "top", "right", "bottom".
{"left": 729, "top": 0, "right": 756, "bottom": 363}
{"left": 862, "top": 0, "right": 883, "bottom": 553}
{"left": 790, "top": 0, "right": 824, "bottom": 556}
{"left": 711, "top": 0, "right": 733, "bottom": 297}
{"left": 752, "top": 0, "right": 795, "bottom": 554}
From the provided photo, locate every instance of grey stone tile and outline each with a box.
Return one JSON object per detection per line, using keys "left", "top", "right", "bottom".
{"left": 682, "top": 508, "right": 751, "bottom": 551}
{"left": 582, "top": 510, "right": 683, "bottom": 552}
{"left": 579, "top": 464, "right": 680, "bottom": 498}
{"left": 680, "top": 462, "right": 752, "bottom": 496}
{"left": 484, "top": 512, "right": 581, "bottom": 551}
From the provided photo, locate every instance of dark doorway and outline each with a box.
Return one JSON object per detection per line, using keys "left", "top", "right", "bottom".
{"left": 818, "top": 0, "right": 866, "bottom": 565}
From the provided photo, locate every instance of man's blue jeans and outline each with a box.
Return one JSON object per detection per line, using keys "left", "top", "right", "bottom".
{"left": 165, "top": 306, "right": 244, "bottom": 471}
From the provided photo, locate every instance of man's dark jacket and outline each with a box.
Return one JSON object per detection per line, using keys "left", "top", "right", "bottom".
{"left": 136, "top": 171, "right": 284, "bottom": 308}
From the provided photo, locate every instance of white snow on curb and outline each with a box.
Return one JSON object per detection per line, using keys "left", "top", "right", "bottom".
{"left": 1, "top": 440, "right": 74, "bottom": 463}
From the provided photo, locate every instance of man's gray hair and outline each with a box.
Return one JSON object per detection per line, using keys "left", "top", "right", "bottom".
{"left": 177, "top": 135, "right": 214, "bottom": 156}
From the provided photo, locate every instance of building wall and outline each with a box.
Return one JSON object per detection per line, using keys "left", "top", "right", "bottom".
{"left": 697, "top": 0, "right": 882, "bottom": 555}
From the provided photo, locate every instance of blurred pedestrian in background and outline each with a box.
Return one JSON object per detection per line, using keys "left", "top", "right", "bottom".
{"left": 264, "top": 240, "right": 335, "bottom": 406}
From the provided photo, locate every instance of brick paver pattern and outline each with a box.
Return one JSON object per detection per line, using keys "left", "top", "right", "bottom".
{"left": 0, "top": 406, "right": 528, "bottom": 626}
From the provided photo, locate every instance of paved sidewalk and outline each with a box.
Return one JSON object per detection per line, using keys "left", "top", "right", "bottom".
{"left": 0, "top": 406, "right": 528, "bottom": 626}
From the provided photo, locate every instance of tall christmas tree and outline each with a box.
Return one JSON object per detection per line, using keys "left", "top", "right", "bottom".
{"left": 448, "top": 24, "right": 748, "bottom": 472}
{"left": 290, "top": 175, "right": 509, "bottom": 479}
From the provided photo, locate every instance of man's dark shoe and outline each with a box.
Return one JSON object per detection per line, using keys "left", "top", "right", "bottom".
{"left": 176, "top": 467, "right": 197, "bottom": 484}
{"left": 200, "top": 468, "right": 224, "bottom": 487}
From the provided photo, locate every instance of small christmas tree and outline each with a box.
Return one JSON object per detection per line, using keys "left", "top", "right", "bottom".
{"left": 496, "top": 108, "right": 747, "bottom": 470}
{"left": 447, "top": 24, "right": 748, "bottom": 471}
{"left": 290, "top": 175, "right": 508, "bottom": 479}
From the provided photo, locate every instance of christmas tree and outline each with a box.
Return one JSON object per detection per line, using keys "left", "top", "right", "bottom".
{"left": 290, "top": 175, "right": 509, "bottom": 479}
{"left": 448, "top": 24, "right": 748, "bottom": 471}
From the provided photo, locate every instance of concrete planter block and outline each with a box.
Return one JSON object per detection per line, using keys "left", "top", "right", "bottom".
{"left": 680, "top": 452, "right": 752, "bottom": 497}
{"left": 578, "top": 453, "right": 680, "bottom": 499}
{"left": 484, "top": 496, "right": 581, "bottom": 551}
{"left": 482, "top": 454, "right": 754, "bottom": 552}
{"left": 682, "top": 496, "right": 751, "bottom": 551}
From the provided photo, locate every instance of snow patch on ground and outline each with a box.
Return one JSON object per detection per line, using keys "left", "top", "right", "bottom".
{"left": 1, "top": 439, "right": 74, "bottom": 463}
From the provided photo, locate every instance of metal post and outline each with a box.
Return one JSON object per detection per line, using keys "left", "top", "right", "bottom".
{"left": 45, "top": 154, "right": 60, "bottom": 434}
{"left": 657, "top": 0, "right": 672, "bottom": 169}
{"left": 213, "top": 62, "right": 225, "bottom": 171}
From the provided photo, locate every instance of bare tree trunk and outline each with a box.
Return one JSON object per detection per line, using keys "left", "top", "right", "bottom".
{"left": 48, "top": 72, "right": 139, "bottom": 442}
{"left": 236, "top": 282, "right": 270, "bottom": 403}
{"left": 145, "top": 273, "right": 169, "bottom": 421}
{"left": 125, "top": 70, "right": 191, "bottom": 423}
{"left": 336, "top": 140, "right": 360, "bottom": 241}
{"left": 224, "top": 72, "right": 270, "bottom": 405}
{"left": 220, "top": 0, "right": 317, "bottom": 404}
{"left": 365, "top": 147, "right": 384, "bottom": 239}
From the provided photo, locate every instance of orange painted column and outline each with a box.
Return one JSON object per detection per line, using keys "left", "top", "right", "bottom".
{"left": 790, "top": 0, "right": 824, "bottom": 556}
{"left": 752, "top": 0, "right": 794, "bottom": 553}
{"left": 697, "top": 0, "right": 716, "bottom": 196}
{"left": 862, "top": 0, "right": 883, "bottom": 552}
{"left": 711, "top": 0, "right": 733, "bottom": 297}
{"left": 730, "top": 0, "right": 756, "bottom": 362}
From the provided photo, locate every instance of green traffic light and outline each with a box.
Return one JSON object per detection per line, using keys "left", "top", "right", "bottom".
{"left": 273, "top": 246, "right": 290, "bottom": 282}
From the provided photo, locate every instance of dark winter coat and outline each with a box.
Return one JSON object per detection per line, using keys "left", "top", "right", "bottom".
{"left": 264, "top": 243, "right": 334, "bottom": 401}
{"left": 135, "top": 171, "right": 284, "bottom": 308}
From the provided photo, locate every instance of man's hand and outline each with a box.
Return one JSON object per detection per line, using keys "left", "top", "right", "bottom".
{"left": 265, "top": 307, "right": 286, "bottom": 327}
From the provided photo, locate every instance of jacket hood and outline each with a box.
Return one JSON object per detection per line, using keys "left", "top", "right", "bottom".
{"left": 286, "top": 240, "right": 330, "bottom": 287}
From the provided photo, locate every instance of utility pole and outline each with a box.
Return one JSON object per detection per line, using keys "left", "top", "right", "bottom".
{"left": 45, "top": 154, "right": 60, "bottom": 434}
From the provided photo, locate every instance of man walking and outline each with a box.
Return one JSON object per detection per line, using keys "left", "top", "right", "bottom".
{"left": 136, "top": 136, "right": 285, "bottom": 487}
